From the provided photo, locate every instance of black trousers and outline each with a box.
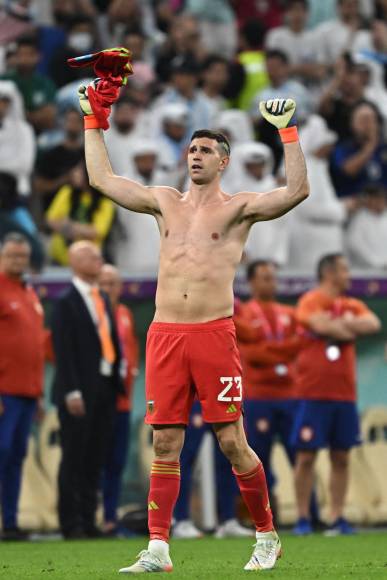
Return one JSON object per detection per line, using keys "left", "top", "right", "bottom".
{"left": 58, "top": 377, "right": 116, "bottom": 535}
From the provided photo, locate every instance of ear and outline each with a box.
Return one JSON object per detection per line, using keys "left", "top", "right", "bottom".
{"left": 219, "top": 156, "right": 230, "bottom": 173}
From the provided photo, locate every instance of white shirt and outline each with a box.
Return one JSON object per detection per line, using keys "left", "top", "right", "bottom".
{"left": 67, "top": 277, "right": 113, "bottom": 401}
{"left": 346, "top": 209, "right": 387, "bottom": 269}
{"left": 314, "top": 19, "right": 369, "bottom": 65}
{"left": 265, "top": 27, "right": 318, "bottom": 66}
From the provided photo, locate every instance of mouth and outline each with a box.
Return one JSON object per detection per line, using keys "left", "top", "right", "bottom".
{"left": 191, "top": 164, "right": 202, "bottom": 171}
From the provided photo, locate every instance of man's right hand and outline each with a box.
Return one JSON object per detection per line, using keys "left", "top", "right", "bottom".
{"left": 66, "top": 395, "right": 86, "bottom": 417}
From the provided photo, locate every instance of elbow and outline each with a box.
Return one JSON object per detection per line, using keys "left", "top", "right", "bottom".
{"left": 372, "top": 317, "right": 382, "bottom": 334}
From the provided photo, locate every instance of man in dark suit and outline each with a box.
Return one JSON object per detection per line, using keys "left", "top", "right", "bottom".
{"left": 51, "top": 240, "right": 124, "bottom": 539}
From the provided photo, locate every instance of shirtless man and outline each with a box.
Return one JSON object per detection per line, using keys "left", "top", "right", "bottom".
{"left": 79, "top": 80, "right": 309, "bottom": 573}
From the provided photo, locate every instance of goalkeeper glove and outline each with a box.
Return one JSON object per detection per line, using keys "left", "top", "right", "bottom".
{"left": 259, "top": 98, "right": 298, "bottom": 143}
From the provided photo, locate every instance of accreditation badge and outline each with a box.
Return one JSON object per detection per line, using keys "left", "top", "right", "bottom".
{"left": 326, "top": 345, "right": 341, "bottom": 361}
{"left": 275, "top": 364, "right": 288, "bottom": 376}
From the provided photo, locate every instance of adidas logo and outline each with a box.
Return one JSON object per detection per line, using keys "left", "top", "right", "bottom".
{"left": 226, "top": 404, "right": 237, "bottom": 413}
{"left": 148, "top": 501, "right": 159, "bottom": 511}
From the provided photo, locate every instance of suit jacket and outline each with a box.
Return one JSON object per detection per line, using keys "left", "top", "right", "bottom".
{"left": 51, "top": 283, "right": 124, "bottom": 406}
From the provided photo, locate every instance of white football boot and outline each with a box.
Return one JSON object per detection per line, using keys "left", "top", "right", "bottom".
{"left": 244, "top": 530, "right": 282, "bottom": 571}
{"left": 119, "top": 541, "right": 173, "bottom": 574}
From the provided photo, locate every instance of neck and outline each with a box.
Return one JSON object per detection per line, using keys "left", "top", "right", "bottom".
{"left": 254, "top": 294, "right": 274, "bottom": 303}
{"left": 320, "top": 281, "right": 342, "bottom": 298}
{"left": 203, "top": 85, "right": 219, "bottom": 98}
{"left": 187, "top": 179, "right": 223, "bottom": 205}
{"left": 2, "top": 270, "right": 23, "bottom": 282}
{"left": 290, "top": 23, "right": 304, "bottom": 33}
{"left": 75, "top": 274, "right": 97, "bottom": 286}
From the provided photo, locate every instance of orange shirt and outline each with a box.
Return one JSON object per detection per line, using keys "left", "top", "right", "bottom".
{"left": 234, "top": 299, "right": 300, "bottom": 400}
{"left": 115, "top": 303, "right": 139, "bottom": 412}
{"left": 0, "top": 272, "right": 45, "bottom": 398}
{"left": 296, "top": 288, "right": 370, "bottom": 402}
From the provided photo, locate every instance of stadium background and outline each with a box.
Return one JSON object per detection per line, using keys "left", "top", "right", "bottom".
{"left": 1, "top": 0, "right": 387, "bottom": 538}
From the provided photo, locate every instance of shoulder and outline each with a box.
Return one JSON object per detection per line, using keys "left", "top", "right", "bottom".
{"left": 345, "top": 296, "right": 369, "bottom": 313}
{"left": 150, "top": 185, "right": 182, "bottom": 201}
{"left": 297, "top": 289, "right": 322, "bottom": 307}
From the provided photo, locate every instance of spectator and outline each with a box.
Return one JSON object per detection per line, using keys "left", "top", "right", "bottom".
{"left": 112, "top": 141, "right": 165, "bottom": 278}
{"left": 330, "top": 102, "right": 387, "bottom": 198}
{"left": 49, "top": 15, "right": 98, "bottom": 89}
{"left": 234, "top": 260, "right": 300, "bottom": 518}
{"left": 226, "top": 142, "right": 289, "bottom": 266}
{"left": 45, "top": 160, "right": 115, "bottom": 266}
{"left": 152, "top": 55, "right": 212, "bottom": 139}
{"left": 155, "top": 13, "right": 205, "bottom": 83}
{"left": 33, "top": 107, "right": 84, "bottom": 219}
{"left": 198, "top": 55, "right": 229, "bottom": 121}
{"left": 0, "top": 232, "right": 46, "bottom": 541}
{"left": 232, "top": 0, "right": 283, "bottom": 31}
{"left": 122, "top": 29, "right": 155, "bottom": 88}
{"left": 173, "top": 401, "right": 253, "bottom": 540}
{"left": 313, "top": 0, "right": 369, "bottom": 68}
{"left": 288, "top": 115, "right": 347, "bottom": 271}
{"left": 0, "top": 0, "right": 35, "bottom": 46}
{"left": 234, "top": 19, "right": 268, "bottom": 111}
{"left": 154, "top": 102, "right": 190, "bottom": 171}
{"left": 212, "top": 109, "right": 254, "bottom": 145}
{"left": 184, "top": 0, "right": 237, "bottom": 58}
{"left": 1, "top": 34, "right": 57, "bottom": 133}
{"left": 0, "top": 80, "right": 35, "bottom": 196}
{"left": 250, "top": 49, "right": 311, "bottom": 169}
{"left": 346, "top": 185, "right": 387, "bottom": 269}
{"left": 104, "top": 97, "right": 143, "bottom": 175}
{"left": 293, "top": 253, "right": 381, "bottom": 535}
{"left": 51, "top": 241, "right": 123, "bottom": 539}
{"left": 97, "top": 0, "right": 157, "bottom": 48}
{"left": 265, "top": 0, "right": 325, "bottom": 84}
{"left": 0, "top": 172, "right": 44, "bottom": 271}
{"left": 99, "top": 264, "right": 139, "bottom": 536}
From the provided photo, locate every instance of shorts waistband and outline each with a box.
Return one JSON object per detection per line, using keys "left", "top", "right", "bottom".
{"left": 149, "top": 317, "right": 234, "bottom": 333}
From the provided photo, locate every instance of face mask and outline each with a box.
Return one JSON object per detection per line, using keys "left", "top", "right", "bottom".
{"left": 68, "top": 32, "right": 93, "bottom": 53}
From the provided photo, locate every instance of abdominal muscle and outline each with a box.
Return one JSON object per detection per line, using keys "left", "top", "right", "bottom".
{"left": 154, "top": 241, "right": 239, "bottom": 323}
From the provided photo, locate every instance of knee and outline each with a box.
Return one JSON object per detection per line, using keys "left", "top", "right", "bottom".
{"left": 331, "top": 451, "right": 349, "bottom": 470}
{"left": 296, "top": 451, "right": 316, "bottom": 470}
{"left": 153, "top": 429, "right": 184, "bottom": 460}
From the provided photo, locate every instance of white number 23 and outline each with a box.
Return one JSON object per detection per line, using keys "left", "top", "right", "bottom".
{"left": 217, "top": 376, "right": 242, "bottom": 402}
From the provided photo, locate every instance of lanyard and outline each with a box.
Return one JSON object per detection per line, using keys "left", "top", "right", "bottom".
{"left": 249, "top": 301, "right": 285, "bottom": 341}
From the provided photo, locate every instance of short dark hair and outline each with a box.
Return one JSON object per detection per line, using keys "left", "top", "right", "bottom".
{"left": 246, "top": 259, "right": 275, "bottom": 281}
{"left": 265, "top": 49, "right": 289, "bottom": 65}
{"left": 241, "top": 19, "right": 266, "bottom": 49}
{"left": 16, "top": 34, "right": 39, "bottom": 51}
{"left": 1, "top": 232, "right": 30, "bottom": 249}
{"left": 190, "top": 129, "right": 231, "bottom": 156}
{"left": 201, "top": 55, "right": 229, "bottom": 72}
{"left": 317, "top": 253, "right": 344, "bottom": 281}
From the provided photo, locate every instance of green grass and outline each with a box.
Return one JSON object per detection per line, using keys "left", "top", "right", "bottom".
{"left": 0, "top": 533, "right": 387, "bottom": 579}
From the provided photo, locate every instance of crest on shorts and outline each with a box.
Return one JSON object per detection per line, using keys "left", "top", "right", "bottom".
{"left": 147, "top": 400, "right": 155, "bottom": 413}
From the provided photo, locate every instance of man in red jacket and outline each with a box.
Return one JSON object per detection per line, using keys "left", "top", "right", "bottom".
{"left": 99, "top": 264, "right": 139, "bottom": 535}
{"left": 234, "top": 260, "right": 300, "bottom": 514}
{"left": 0, "top": 232, "right": 46, "bottom": 541}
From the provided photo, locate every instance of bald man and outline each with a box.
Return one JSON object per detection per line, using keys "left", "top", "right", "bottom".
{"left": 51, "top": 241, "right": 124, "bottom": 539}
{"left": 99, "top": 264, "right": 139, "bottom": 535}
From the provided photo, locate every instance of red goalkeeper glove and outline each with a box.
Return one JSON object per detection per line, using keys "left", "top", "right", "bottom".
{"left": 69, "top": 47, "right": 133, "bottom": 130}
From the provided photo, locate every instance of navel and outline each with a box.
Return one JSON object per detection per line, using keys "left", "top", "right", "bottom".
{"left": 183, "top": 294, "right": 188, "bottom": 299}
{"left": 211, "top": 232, "right": 219, "bottom": 240}
{"left": 165, "top": 229, "right": 169, "bottom": 238}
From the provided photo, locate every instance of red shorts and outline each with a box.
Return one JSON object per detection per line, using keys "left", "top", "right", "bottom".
{"left": 145, "top": 318, "right": 243, "bottom": 425}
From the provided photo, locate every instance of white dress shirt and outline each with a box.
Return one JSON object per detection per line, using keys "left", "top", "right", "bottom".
{"left": 66, "top": 277, "right": 113, "bottom": 402}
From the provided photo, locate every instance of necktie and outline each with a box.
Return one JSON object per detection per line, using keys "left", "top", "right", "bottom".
{"left": 90, "top": 287, "right": 116, "bottom": 364}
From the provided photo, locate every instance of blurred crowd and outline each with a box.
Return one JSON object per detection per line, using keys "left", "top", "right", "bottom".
{"left": 1, "top": 0, "right": 387, "bottom": 275}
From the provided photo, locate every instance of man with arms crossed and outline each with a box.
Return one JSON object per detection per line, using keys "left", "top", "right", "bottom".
{"left": 293, "top": 254, "right": 381, "bottom": 535}
{"left": 79, "top": 80, "right": 309, "bottom": 573}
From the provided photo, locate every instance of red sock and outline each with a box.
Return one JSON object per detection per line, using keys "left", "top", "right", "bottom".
{"left": 233, "top": 461, "right": 273, "bottom": 532}
{"left": 148, "top": 460, "right": 181, "bottom": 541}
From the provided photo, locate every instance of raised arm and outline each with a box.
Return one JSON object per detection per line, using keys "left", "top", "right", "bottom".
{"left": 85, "top": 128, "right": 161, "bottom": 214}
{"left": 240, "top": 99, "right": 309, "bottom": 222}
{"left": 79, "top": 81, "right": 163, "bottom": 215}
